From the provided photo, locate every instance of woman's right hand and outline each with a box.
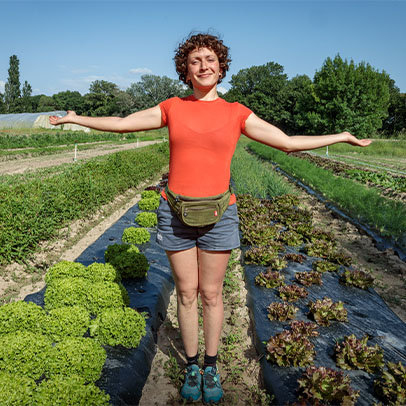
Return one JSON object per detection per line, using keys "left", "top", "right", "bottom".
{"left": 49, "top": 110, "right": 77, "bottom": 126}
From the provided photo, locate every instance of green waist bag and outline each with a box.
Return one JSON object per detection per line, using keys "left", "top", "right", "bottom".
{"left": 165, "top": 185, "right": 232, "bottom": 227}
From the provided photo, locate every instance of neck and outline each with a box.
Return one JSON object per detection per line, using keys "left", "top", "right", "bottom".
{"left": 192, "top": 85, "right": 219, "bottom": 101}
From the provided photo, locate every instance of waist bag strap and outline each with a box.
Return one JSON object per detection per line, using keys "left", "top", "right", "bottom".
{"left": 165, "top": 185, "right": 232, "bottom": 227}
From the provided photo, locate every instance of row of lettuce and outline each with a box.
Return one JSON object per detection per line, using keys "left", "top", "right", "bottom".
{"left": 0, "top": 189, "right": 161, "bottom": 405}
{"left": 230, "top": 144, "right": 405, "bottom": 405}
{"left": 0, "top": 142, "right": 169, "bottom": 266}
{"left": 248, "top": 142, "right": 406, "bottom": 250}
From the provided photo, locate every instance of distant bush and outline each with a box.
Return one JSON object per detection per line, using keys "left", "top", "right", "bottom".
{"left": 122, "top": 227, "right": 151, "bottom": 245}
{"left": 90, "top": 307, "right": 147, "bottom": 348}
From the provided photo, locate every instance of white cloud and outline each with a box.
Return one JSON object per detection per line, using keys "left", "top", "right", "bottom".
{"left": 130, "top": 67, "right": 153, "bottom": 75}
{"left": 0, "top": 80, "right": 5, "bottom": 93}
{"left": 217, "top": 86, "right": 228, "bottom": 95}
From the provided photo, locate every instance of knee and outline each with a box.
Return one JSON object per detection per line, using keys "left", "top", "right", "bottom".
{"left": 199, "top": 288, "right": 222, "bottom": 308}
{"left": 177, "top": 288, "right": 198, "bottom": 309}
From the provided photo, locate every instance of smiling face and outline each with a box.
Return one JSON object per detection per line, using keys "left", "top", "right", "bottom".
{"left": 186, "top": 47, "right": 222, "bottom": 91}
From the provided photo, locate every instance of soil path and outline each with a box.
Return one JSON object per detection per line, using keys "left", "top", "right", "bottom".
{"left": 0, "top": 140, "right": 160, "bottom": 175}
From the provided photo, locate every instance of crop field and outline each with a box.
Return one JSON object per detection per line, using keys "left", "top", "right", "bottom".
{"left": 1, "top": 129, "right": 406, "bottom": 405}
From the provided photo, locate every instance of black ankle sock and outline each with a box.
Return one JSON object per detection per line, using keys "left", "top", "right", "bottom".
{"left": 203, "top": 353, "right": 217, "bottom": 369}
{"left": 186, "top": 353, "right": 199, "bottom": 366}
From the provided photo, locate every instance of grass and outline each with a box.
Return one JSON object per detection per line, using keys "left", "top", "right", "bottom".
{"left": 249, "top": 142, "right": 406, "bottom": 248}
{"left": 231, "top": 139, "right": 295, "bottom": 199}
{"left": 312, "top": 139, "right": 406, "bottom": 158}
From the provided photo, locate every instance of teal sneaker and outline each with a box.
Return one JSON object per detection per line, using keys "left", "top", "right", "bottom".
{"left": 180, "top": 364, "right": 202, "bottom": 402}
{"left": 202, "top": 366, "right": 223, "bottom": 405}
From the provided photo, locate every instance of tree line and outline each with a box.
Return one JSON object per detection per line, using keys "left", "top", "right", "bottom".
{"left": 1, "top": 54, "right": 405, "bottom": 137}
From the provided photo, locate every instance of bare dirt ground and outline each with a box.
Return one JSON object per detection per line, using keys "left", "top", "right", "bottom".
{"left": 0, "top": 140, "right": 159, "bottom": 175}
{"left": 1, "top": 147, "right": 406, "bottom": 405}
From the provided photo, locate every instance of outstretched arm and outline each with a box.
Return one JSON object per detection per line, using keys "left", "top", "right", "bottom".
{"left": 49, "top": 105, "right": 163, "bottom": 133}
{"left": 244, "top": 113, "right": 372, "bottom": 152}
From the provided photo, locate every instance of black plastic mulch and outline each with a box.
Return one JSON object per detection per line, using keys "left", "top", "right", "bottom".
{"left": 243, "top": 245, "right": 406, "bottom": 405}
{"left": 25, "top": 202, "right": 174, "bottom": 406}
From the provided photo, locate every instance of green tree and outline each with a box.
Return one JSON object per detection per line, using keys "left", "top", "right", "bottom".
{"left": 312, "top": 55, "right": 391, "bottom": 137}
{"left": 127, "top": 74, "right": 186, "bottom": 111}
{"left": 4, "top": 55, "right": 21, "bottom": 112}
{"left": 0, "top": 92, "right": 5, "bottom": 113}
{"left": 37, "top": 95, "right": 57, "bottom": 112}
{"left": 84, "top": 80, "right": 120, "bottom": 116}
{"left": 381, "top": 80, "right": 406, "bottom": 136}
{"left": 30, "top": 94, "right": 43, "bottom": 112}
{"left": 53, "top": 90, "right": 84, "bottom": 114}
{"left": 283, "top": 75, "right": 318, "bottom": 134}
{"left": 225, "top": 62, "right": 290, "bottom": 129}
{"left": 21, "top": 80, "right": 33, "bottom": 112}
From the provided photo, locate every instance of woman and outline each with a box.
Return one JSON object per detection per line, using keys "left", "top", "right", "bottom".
{"left": 50, "top": 33, "right": 371, "bottom": 404}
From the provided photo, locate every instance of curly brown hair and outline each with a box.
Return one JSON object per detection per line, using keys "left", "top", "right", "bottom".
{"left": 174, "top": 33, "right": 231, "bottom": 88}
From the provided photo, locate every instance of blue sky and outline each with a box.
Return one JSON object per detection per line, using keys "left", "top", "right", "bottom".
{"left": 0, "top": 0, "right": 405, "bottom": 96}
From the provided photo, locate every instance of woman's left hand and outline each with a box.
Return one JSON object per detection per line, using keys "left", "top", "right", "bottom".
{"left": 342, "top": 132, "right": 372, "bottom": 147}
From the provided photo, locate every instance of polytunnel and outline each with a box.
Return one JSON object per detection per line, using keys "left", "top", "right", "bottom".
{"left": 0, "top": 111, "right": 90, "bottom": 132}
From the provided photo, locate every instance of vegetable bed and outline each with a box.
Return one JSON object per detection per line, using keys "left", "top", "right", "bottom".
{"left": 23, "top": 190, "right": 174, "bottom": 405}
{"left": 238, "top": 193, "right": 406, "bottom": 405}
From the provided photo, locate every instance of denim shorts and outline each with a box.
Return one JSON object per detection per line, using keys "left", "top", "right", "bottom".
{"left": 156, "top": 197, "right": 240, "bottom": 251}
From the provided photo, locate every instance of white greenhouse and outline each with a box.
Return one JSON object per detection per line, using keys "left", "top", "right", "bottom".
{"left": 0, "top": 111, "right": 90, "bottom": 132}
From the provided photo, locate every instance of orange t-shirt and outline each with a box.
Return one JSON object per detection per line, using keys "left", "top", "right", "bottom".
{"left": 159, "top": 95, "right": 252, "bottom": 205}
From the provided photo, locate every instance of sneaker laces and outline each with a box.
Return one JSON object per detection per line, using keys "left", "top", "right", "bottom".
{"left": 204, "top": 368, "right": 220, "bottom": 389}
{"left": 185, "top": 367, "right": 200, "bottom": 388}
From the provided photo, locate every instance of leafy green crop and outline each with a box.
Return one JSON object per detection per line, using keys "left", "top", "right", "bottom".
{"left": 90, "top": 307, "right": 146, "bottom": 348}
{"left": 135, "top": 212, "right": 158, "bottom": 227}
{"left": 45, "top": 260, "right": 120, "bottom": 285}
{"left": 44, "top": 277, "right": 129, "bottom": 315}
{"left": 0, "top": 300, "right": 46, "bottom": 335}
{"left": 375, "top": 361, "right": 406, "bottom": 406}
{"left": 141, "top": 189, "right": 160, "bottom": 199}
{"left": 46, "top": 337, "right": 106, "bottom": 382}
{"left": 335, "top": 334, "right": 384, "bottom": 372}
{"left": 267, "top": 302, "right": 298, "bottom": 321}
{"left": 138, "top": 195, "right": 160, "bottom": 211}
{"left": 255, "top": 270, "right": 285, "bottom": 289}
{"left": 0, "top": 143, "right": 169, "bottom": 265}
{"left": 308, "top": 297, "right": 348, "bottom": 326}
{"left": 105, "top": 243, "right": 149, "bottom": 278}
{"left": 0, "top": 372, "right": 36, "bottom": 406}
{"left": 266, "top": 329, "right": 315, "bottom": 367}
{"left": 297, "top": 366, "right": 359, "bottom": 405}
{"left": 279, "top": 284, "right": 308, "bottom": 302}
{"left": 34, "top": 374, "right": 110, "bottom": 406}
{"left": 122, "top": 227, "right": 151, "bottom": 245}
{"left": 0, "top": 331, "right": 52, "bottom": 379}
{"left": 340, "top": 269, "right": 374, "bottom": 289}
{"left": 43, "top": 306, "right": 90, "bottom": 341}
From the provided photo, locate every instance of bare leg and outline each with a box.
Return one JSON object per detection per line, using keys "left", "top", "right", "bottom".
{"left": 198, "top": 249, "right": 231, "bottom": 357}
{"left": 166, "top": 247, "right": 199, "bottom": 357}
